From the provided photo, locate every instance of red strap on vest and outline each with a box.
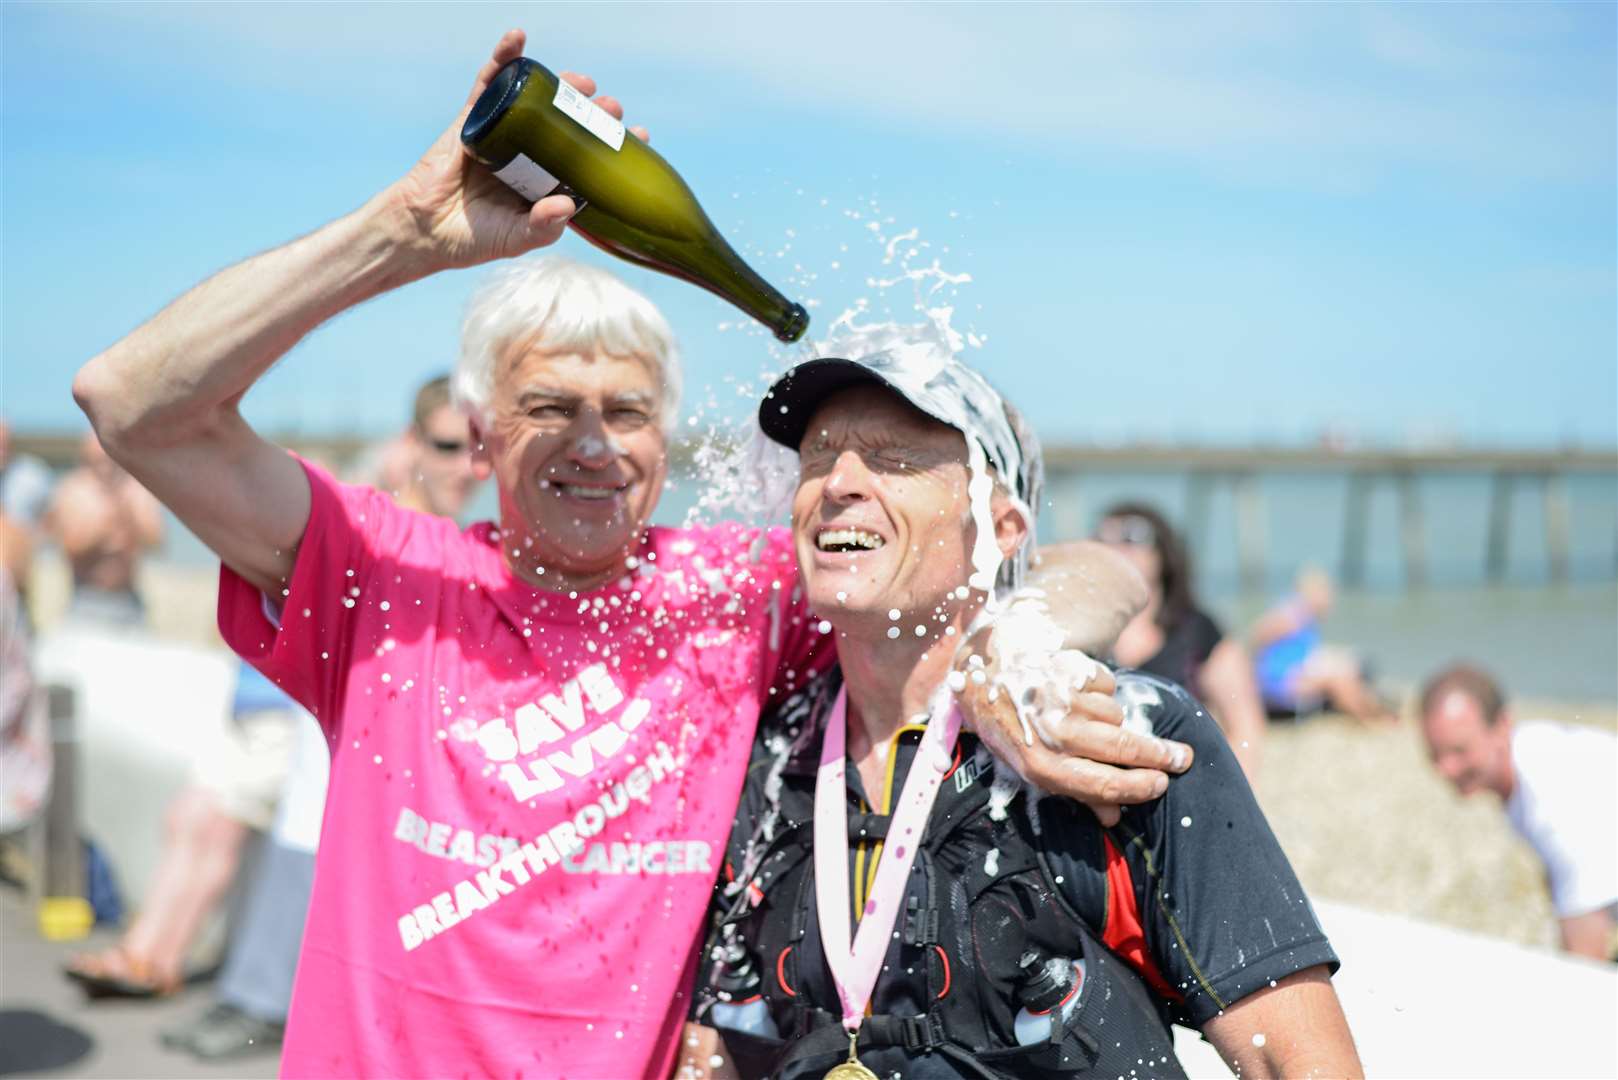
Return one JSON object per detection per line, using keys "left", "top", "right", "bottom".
{"left": 1100, "top": 835, "right": 1183, "bottom": 1003}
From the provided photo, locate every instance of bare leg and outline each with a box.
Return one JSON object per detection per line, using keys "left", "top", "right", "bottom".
{"left": 68, "top": 786, "right": 246, "bottom": 991}
{"left": 1295, "top": 648, "right": 1394, "bottom": 724}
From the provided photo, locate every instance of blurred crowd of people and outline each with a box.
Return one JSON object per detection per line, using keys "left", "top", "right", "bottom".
{"left": 0, "top": 377, "right": 485, "bottom": 1059}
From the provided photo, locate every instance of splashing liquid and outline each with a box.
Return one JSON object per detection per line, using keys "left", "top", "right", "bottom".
{"left": 684, "top": 209, "right": 1096, "bottom": 815}
{"left": 685, "top": 213, "right": 992, "bottom": 533}
{"left": 965, "top": 437, "right": 1001, "bottom": 595}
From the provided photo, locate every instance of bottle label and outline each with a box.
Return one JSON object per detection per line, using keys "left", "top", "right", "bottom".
{"left": 553, "top": 80, "right": 626, "bottom": 151}
{"left": 493, "top": 153, "right": 562, "bottom": 203}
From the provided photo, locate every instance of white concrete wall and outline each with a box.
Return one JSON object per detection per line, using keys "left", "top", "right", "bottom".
{"left": 1174, "top": 899, "right": 1618, "bottom": 1077}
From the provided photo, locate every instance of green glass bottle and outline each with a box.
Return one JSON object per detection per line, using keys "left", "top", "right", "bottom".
{"left": 462, "top": 57, "right": 809, "bottom": 344}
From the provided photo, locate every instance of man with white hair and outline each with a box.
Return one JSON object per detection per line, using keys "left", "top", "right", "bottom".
{"left": 72, "top": 30, "right": 1191, "bottom": 1079}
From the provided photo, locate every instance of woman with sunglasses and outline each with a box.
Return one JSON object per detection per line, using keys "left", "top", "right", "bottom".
{"left": 1095, "top": 502, "right": 1267, "bottom": 779}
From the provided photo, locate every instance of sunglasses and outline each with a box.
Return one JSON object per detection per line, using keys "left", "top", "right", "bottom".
{"left": 1094, "top": 516, "right": 1156, "bottom": 547}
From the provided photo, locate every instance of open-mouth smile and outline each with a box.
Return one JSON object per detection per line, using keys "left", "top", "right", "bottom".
{"left": 816, "top": 527, "right": 886, "bottom": 553}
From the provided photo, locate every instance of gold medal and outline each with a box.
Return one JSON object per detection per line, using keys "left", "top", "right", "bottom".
{"left": 823, "top": 1065, "right": 879, "bottom": 1080}
{"left": 822, "top": 1031, "right": 880, "bottom": 1080}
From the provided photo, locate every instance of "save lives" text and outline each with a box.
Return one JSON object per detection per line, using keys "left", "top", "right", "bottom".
{"left": 471, "top": 663, "right": 654, "bottom": 802}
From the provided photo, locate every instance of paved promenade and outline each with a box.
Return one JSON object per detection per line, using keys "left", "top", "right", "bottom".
{"left": 0, "top": 889, "right": 274, "bottom": 1079}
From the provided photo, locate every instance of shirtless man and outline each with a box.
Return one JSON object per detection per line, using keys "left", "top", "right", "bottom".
{"left": 47, "top": 432, "right": 164, "bottom": 628}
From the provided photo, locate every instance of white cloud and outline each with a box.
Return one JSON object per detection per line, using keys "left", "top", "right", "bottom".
{"left": 16, "top": 1, "right": 1615, "bottom": 191}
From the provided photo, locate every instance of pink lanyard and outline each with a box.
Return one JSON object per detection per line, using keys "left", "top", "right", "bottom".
{"left": 813, "top": 688, "right": 963, "bottom": 1032}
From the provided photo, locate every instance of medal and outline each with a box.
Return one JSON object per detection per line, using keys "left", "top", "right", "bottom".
{"left": 813, "top": 689, "right": 960, "bottom": 1080}
{"left": 822, "top": 1030, "right": 880, "bottom": 1080}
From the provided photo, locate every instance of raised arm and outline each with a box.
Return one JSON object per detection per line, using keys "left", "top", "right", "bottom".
{"left": 70, "top": 30, "right": 607, "bottom": 597}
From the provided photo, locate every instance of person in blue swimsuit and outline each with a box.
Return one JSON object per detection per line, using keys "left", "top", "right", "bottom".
{"left": 1249, "top": 567, "right": 1394, "bottom": 722}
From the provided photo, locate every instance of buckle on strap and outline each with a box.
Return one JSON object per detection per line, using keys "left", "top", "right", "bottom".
{"left": 850, "top": 1013, "right": 946, "bottom": 1053}
{"left": 894, "top": 1013, "right": 945, "bottom": 1051}
{"left": 902, "top": 895, "right": 940, "bottom": 946}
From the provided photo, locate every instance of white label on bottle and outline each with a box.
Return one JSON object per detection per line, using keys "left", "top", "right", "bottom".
{"left": 553, "top": 80, "right": 626, "bottom": 151}
{"left": 493, "top": 153, "right": 562, "bottom": 203}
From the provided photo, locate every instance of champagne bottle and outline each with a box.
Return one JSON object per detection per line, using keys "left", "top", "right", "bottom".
{"left": 462, "top": 57, "right": 809, "bottom": 343}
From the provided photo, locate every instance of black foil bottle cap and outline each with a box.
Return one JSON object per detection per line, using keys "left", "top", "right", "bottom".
{"left": 775, "top": 303, "right": 811, "bottom": 344}
{"left": 1017, "top": 951, "right": 1076, "bottom": 1013}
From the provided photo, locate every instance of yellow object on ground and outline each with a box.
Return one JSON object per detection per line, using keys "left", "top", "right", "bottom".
{"left": 38, "top": 895, "right": 94, "bottom": 941}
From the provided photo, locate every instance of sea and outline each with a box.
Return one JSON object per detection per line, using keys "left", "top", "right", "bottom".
{"left": 151, "top": 463, "right": 1617, "bottom": 704}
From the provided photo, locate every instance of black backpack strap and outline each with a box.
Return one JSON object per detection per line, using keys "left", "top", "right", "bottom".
{"left": 902, "top": 849, "right": 941, "bottom": 948}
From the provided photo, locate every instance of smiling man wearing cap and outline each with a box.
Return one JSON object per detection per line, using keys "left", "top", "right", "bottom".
{"left": 685, "top": 336, "right": 1361, "bottom": 1080}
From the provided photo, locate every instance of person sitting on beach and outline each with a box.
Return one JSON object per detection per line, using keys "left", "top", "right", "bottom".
{"left": 45, "top": 431, "right": 164, "bottom": 630}
{"left": 685, "top": 345, "right": 1360, "bottom": 1079}
{"left": 70, "top": 30, "right": 1190, "bottom": 1078}
{"left": 1096, "top": 501, "right": 1267, "bottom": 779}
{"left": 62, "top": 661, "right": 303, "bottom": 1000}
{"left": 1419, "top": 663, "right": 1618, "bottom": 963}
{"left": 1248, "top": 566, "right": 1394, "bottom": 722}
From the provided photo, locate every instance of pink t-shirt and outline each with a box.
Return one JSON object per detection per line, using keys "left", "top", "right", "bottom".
{"left": 219, "top": 459, "right": 828, "bottom": 1079}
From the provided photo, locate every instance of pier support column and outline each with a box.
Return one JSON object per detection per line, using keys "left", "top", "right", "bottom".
{"left": 1342, "top": 472, "right": 1371, "bottom": 588}
{"left": 1235, "top": 471, "right": 1267, "bottom": 594}
{"left": 1486, "top": 471, "right": 1514, "bottom": 582}
{"left": 1184, "top": 472, "right": 1212, "bottom": 561}
{"left": 1397, "top": 471, "right": 1426, "bottom": 589}
{"left": 1543, "top": 472, "right": 1571, "bottom": 583}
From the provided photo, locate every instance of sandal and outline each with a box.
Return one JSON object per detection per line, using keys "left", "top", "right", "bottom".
{"left": 62, "top": 945, "right": 181, "bottom": 1000}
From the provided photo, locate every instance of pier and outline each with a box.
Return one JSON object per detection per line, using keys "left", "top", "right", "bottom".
{"left": 1035, "top": 445, "right": 1616, "bottom": 591}
{"left": 13, "top": 433, "right": 1617, "bottom": 592}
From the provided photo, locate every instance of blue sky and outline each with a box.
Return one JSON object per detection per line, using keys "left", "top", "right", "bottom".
{"left": 3, "top": 2, "right": 1614, "bottom": 448}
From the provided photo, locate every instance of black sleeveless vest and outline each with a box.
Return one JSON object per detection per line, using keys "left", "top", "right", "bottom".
{"left": 698, "top": 676, "right": 1188, "bottom": 1080}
